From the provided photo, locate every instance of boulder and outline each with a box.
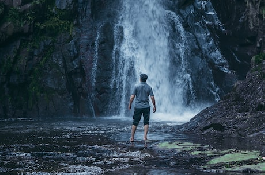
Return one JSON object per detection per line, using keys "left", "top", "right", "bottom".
{"left": 180, "top": 54, "right": 265, "bottom": 137}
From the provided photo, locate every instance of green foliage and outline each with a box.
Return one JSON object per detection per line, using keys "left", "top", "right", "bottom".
{"left": 31, "top": 0, "right": 74, "bottom": 36}
{"left": 7, "top": 8, "right": 20, "bottom": 24}
{"left": 0, "top": 56, "right": 13, "bottom": 74}
{"left": 35, "top": 15, "right": 72, "bottom": 36}
{"left": 254, "top": 53, "right": 265, "bottom": 65}
{"left": 22, "top": 0, "right": 74, "bottom": 107}
{"left": 2, "top": 0, "right": 74, "bottom": 36}
{"left": 252, "top": 53, "right": 265, "bottom": 79}
{"left": 28, "top": 45, "right": 55, "bottom": 108}
{"left": 1, "top": 0, "right": 75, "bottom": 111}
{"left": 0, "top": 3, "right": 4, "bottom": 15}
{"left": 260, "top": 6, "right": 265, "bottom": 19}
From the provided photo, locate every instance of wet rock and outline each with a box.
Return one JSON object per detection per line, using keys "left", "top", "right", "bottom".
{"left": 1, "top": 22, "right": 14, "bottom": 36}
{"left": 0, "top": 0, "right": 264, "bottom": 118}
{"left": 12, "top": 0, "right": 21, "bottom": 7}
{"left": 64, "top": 165, "right": 103, "bottom": 174}
{"left": 180, "top": 55, "right": 265, "bottom": 137}
{"left": 55, "top": 0, "right": 73, "bottom": 9}
{"left": 211, "top": 0, "right": 265, "bottom": 79}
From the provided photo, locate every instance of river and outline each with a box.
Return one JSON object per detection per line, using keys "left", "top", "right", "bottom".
{"left": 1, "top": 117, "right": 264, "bottom": 174}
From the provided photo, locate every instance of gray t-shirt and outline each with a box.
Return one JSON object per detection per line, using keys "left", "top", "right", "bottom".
{"left": 132, "top": 82, "right": 154, "bottom": 109}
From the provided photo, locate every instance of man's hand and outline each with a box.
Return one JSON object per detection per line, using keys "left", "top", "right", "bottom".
{"left": 128, "top": 95, "right": 135, "bottom": 110}
{"left": 150, "top": 96, "right": 156, "bottom": 113}
{"left": 153, "top": 106, "right": 156, "bottom": 113}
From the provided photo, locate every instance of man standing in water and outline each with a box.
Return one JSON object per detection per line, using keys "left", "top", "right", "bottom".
{"left": 128, "top": 74, "right": 156, "bottom": 142}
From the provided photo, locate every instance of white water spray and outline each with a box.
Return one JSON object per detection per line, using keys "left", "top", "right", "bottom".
{"left": 112, "top": 0, "right": 195, "bottom": 122}
{"left": 109, "top": 0, "right": 227, "bottom": 122}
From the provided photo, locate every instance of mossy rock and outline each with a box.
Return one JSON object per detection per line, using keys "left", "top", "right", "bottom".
{"left": 260, "top": 6, "right": 265, "bottom": 17}
{"left": 254, "top": 53, "right": 265, "bottom": 65}
{"left": 0, "top": 3, "right": 4, "bottom": 16}
{"left": 201, "top": 150, "right": 265, "bottom": 173}
{"left": 225, "top": 162, "right": 265, "bottom": 172}
{"left": 191, "top": 149, "right": 234, "bottom": 156}
{"left": 157, "top": 141, "right": 201, "bottom": 151}
{"left": 207, "top": 150, "right": 260, "bottom": 165}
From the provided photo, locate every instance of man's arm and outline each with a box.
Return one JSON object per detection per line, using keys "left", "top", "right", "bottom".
{"left": 128, "top": 95, "right": 135, "bottom": 110}
{"left": 150, "top": 96, "right": 156, "bottom": 113}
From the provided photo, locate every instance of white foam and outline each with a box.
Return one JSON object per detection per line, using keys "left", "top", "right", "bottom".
{"left": 150, "top": 111, "right": 197, "bottom": 123}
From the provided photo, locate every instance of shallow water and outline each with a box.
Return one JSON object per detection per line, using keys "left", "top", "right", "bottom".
{"left": 0, "top": 117, "right": 264, "bottom": 174}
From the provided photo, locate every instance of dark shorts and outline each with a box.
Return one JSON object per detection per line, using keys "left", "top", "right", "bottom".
{"left": 133, "top": 107, "right": 150, "bottom": 126}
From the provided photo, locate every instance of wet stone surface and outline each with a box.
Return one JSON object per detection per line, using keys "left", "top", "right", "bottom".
{"left": 0, "top": 117, "right": 265, "bottom": 174}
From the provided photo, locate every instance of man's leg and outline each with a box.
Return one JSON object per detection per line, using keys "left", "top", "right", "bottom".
{"left": 144, "top": 124, "right": 149, "bottom": 141}
{"left": 143, "top": 107, "right": 150, "bottom": 140}
{"left": 130, "top": 125, "right": 137, "bottom": 142}
{"left": 131, "top": 108, "right": 141, "bottom": 142}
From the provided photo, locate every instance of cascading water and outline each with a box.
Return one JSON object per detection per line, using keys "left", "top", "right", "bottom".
{"left": 109, "top": 0, "right": 230, "bottom": 122}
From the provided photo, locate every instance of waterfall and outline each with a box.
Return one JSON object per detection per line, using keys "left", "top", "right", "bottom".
{"left": 108, "top": 0, "right": 229, "bottom": 122}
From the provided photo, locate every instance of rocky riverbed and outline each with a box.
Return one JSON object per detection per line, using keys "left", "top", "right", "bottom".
{"left": 0, "top": 117, "right": 265, "bottom": 174}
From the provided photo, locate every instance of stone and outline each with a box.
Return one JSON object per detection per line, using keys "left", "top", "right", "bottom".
{"left": 2, "top": 0, "right": 12, "bottom": 6}
{"left": 1, "top": 22, "right": 14, "bottom": 36}
{"left": 55, "top": 0, "right": 73, "bottom": 9}
{"left": 12, "top": 0, "right": 21, "bottom": 7}
{"left": 180, "top": 55, "right": 265, "bottom": 137}
{"left": 19, "top": 4, "right": 32, "bottom": 12}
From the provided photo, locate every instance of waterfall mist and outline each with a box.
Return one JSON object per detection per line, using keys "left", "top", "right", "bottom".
{"left": 107, "top": 0, "right": 229, "bottom": 122}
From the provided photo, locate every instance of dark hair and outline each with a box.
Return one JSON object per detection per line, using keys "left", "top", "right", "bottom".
{"left": 140, "top": 74, "right": 148, "bottom": 82}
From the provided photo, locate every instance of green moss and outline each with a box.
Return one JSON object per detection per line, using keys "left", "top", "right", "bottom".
{"left": 0, "top": 56, "right": 13, "bottom": 74}
{"left": 251, "top": 53, "right": 265, "bottom": 79}
{"left": 225, "top": 162, "right": 265, "bottom": 171}
{"left": 191, "top": 149, "right": 234, "bottom": 156}
{"left": 35, "top": 15, "right": 71, "bottom": 36}
{"left": 31, "top": 0, "right": 75, "bottom": 36}
{"left": 28, "top": 45, "right": 55, "bottom": 108}
{"left": 260, "top": 6, "right": 265, "bottom": 19}
{"left": 207, "top": 150, "right": 260, "bottom": 165}
{"left": 157, "top": 141, "right": 201, "bottom": 151}
{"left": 2, "top": 0, "right": 74, "bottom": 37}
{"left": 7, "top": 8, "right": 20, "bottom": 23}
{"left": 1, "top": 0, "right": 75, "bottom": 112}
{"left": 0, "top": 3, "right": 4, "bottom": 15}
{"left": 254, "top": 53, "right": 265, "bottom": 65}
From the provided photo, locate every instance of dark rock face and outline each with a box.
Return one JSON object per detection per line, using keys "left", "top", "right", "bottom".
{"left": 174, "top": 0, "right": 235, "bottom": 102}
{"left": 0, "top": 0, "right": 120, "bottom": 118}
{"left": 0, "top": 0, "right": 264, "bottom": 118}
{"left": 0, "top": 0, "right": 91, "bottom": 118}
{"left": 211, "top": 0, "right": 265, "bottom": 79}
{"left": 180, "top": 55, "right": 265, "bottom": 137}
{"left": 90, "top": 0, "right": 120, "bottom": 116}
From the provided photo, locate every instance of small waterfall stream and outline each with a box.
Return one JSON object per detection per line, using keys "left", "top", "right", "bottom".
{"left": 107, "top": 0, "right": 230, "bottom": 122}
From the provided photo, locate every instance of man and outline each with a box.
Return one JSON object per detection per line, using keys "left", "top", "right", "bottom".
{"left": 128, "top": 74, "right": 156, "bottom": 142}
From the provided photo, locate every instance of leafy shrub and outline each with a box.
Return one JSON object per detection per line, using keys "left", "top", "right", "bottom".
{"left": 254, "top": 53, "right": 265, "bottom": 65}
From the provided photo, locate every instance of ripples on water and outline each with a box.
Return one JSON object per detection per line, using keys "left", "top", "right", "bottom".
{"left": 0, "top": 117, "right": 262, "bottom": 175}
{"left": 0, "top": 117, "right": 182, "bottom": 174}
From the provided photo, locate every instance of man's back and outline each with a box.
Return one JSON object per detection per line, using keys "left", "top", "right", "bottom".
{"left": 133, "top": 82, "right": 154, "bottom": 109}
{"left": 128, "top": 74, "right": 156, "bottom": 142}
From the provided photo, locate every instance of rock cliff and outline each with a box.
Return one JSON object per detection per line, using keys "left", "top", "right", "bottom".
{"left": 178, "top": 0, "right": 265, "bottom": 137}
{"left": 0, "top": 0, "right": 91, "bottom": 118}
{"left": 0, "top": 0, "right": 120, "bottom": 118}
{"left": 0, "top": 0, "right": 264, "bottom": 118}
{"left": 180, "top": 53, "right": 265, "bottom": 137}
{"left": 211, "top": 0, "right": 265, "bottom": 79}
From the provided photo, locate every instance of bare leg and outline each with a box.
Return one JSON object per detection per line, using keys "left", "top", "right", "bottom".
{"left": 130, "top": 125, "right": 137, "bottom": 142}
{"left": 144, "top": 124, "right": 149, "bottom": 141}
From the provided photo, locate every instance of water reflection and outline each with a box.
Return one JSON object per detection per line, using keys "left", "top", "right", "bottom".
{"left": 0, "top": 117, "right": 264, "bottom": 174}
